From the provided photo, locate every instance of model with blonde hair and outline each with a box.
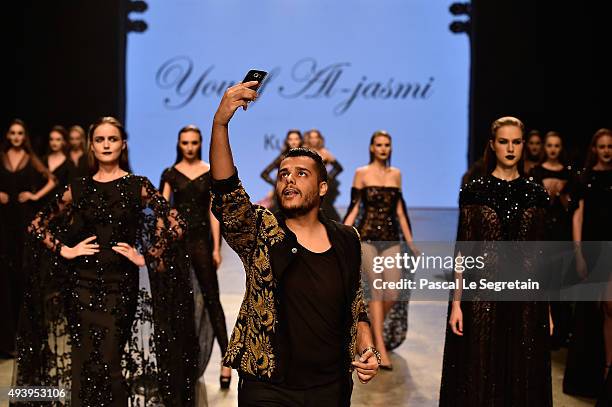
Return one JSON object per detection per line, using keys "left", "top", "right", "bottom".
{"left": 344, "top": 130, "right": 418, "bottom": 369}
{"left": 439, "top": 117, "right": 552, "bottom": 406}
{"left": 14, "top": 117, "right": 198, "bottom": 406}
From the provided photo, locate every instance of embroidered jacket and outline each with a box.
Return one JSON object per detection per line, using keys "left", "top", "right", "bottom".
{"left": 211, "top": 171, "right": 369, "bottom": 382}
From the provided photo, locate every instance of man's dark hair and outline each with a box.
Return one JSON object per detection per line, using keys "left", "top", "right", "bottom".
{"left": 280, "top": 147, "right": 328, "bottom": 183}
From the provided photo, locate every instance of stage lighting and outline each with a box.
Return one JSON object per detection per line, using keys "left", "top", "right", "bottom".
{"left": 448, "top": 2, "right": 471, "bottom": 35}
{"left": 449, "top": 2, "right": 471, "bottom": 16}
{"left": 127, "top": 1, "right": 148, "bottom": 13}
{"left": 127, "top": 19, "right": 148, "bottom": 33}
{"left": 449, "top": 21, "right": 470, "bottom": 34}
{"left": 126, "top": 0, "right": 148, "bottom": 33}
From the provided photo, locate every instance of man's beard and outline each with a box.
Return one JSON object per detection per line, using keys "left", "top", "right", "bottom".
{"left": 278, "top": 189, "right": 320, "bottom": 218}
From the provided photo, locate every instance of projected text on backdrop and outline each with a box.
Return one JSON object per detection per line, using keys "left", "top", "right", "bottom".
{"left": 126, "top": 0, "right": 469, "bottom": 208}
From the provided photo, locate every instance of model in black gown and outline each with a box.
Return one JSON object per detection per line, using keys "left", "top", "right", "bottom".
{"left": 0, "top": 119, "right": 56, "bottom": 357}
{"left": 563, "top": 128, "right": 612, "bottom": 401}
{"left": 13, "top": 117, "right": 198, "bottom": 406}
{"left": 529, "top": 163, "right": 573, "bottom": 240}
{"left": 528, "top": 131, "right": 575, "bottom": 348}
{"left": 344, "top": 131, "right": 418, "bottom": 369}
{"left": 304, "top": 129, "right": 343, "bottom": 221}
{"left": 43, "top": 125, "right": 77, "bottom": 204}
{"left": 160, "top": 124, "right": 228, "bottom": 386}
{"left": 440, "top": 117, "right": 552, "bottom": 406}
{"left": 524, "top": 129, "right": 543, "bottom": 175}
{"left": 68, "top": 125, "right": 89, "bottom": 178}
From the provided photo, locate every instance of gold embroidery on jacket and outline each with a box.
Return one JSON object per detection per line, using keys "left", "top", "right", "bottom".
{"left": 213, "top": 180, "right": 364, "bottom": 379}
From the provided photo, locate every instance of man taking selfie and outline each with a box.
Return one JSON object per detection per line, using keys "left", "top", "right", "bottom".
{"left": 209, "top": 80, "right": 380, "bottom": 406}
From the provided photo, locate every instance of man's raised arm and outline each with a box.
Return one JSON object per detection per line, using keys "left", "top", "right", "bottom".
{"left": 210, "top": 81, "right": 258, "bottom": 180}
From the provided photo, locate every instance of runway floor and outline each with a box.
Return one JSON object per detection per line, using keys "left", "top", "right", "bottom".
{"left": 0, "top": 208, "right": 598, "bottom": 406}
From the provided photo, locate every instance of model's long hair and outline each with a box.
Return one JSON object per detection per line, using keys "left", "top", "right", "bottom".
{"left": 369, "top": 130, "right": 392, "bottom": 166}
{"left": 282, "top": 129, "right": 303, "bottom": 153}
{"left": 69, "top": 125, "right": 87, "bottom": 152}
{"left": 2, "top": 118, "right": 51, "bottom": 177}
{"left": 47, "top": 125, "right": 70, "bottom": 156}
{"left": 304, "top": 129, "right": 325, "bottom": 149}
{"left": 174, "top": 124, "right": 203, "bottom": 164}
{"left": 482, "top": 116, "right": 526, "bottom": 175}
{"left": 584, "top": 128, "right": 612, "bottom": 170}
{"left": 87, "top": 117, "right": 131, "bottom": 175}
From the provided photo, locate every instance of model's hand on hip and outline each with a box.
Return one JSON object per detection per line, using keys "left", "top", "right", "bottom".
{"left": 60, "top": 236, "right": 99, "bottom": 259}
{"left": 18, "top": 191, "right": 37, "bottom": 203}
{"left": 112, "top": 242, "right": 146, "bottom": 267}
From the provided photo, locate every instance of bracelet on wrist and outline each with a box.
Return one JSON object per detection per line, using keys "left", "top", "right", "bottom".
{"left": 361, "top": 346, "right": 382, "bottom": 365}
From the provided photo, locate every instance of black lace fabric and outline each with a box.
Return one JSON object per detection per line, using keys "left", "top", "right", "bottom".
{"left": 439, "top": 175, "right": 553, "bottom": 406}
{"left": 13, "top": 174, "right": 198, "bottom": 406}
{"left": 320, "top": 159, "right": 343, "bottom": 222}
{"left": 355, "top": 186, "right": 402, "bottom": 242}
{"left": 344, "top": 186, "right": 412, "bottom": 351}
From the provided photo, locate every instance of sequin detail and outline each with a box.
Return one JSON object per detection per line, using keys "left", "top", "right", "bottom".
{"left": 13, "top": 174, "right": 198, "bottom": 406}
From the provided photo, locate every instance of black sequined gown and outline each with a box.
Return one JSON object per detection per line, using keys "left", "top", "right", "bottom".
{"left": 71, "top": 154, "right": 89, "bottom": 179}
{"left": 563, "top": 169, "right": 612, "bottom": 398}
{"left": 529, "top": 165, "right": 575, "bottom": 347}
{"left": 0, "top": 155, "right": 48, "bottom": 355}
{"left": 160, "top": 167, "right": 224, "bottom": 373}
{"left": 344, "top": 186, "right": 412, "bottom": 350}
{"left": 321, "top": 158, "right": 343, "bottom": 222}
{"left": 43, "top": 157, "right": 77, "bottom": 205}
{"left": 529, "top": 165, "right": 573, "bottom": 241}
{"left": 439, "top": 175, "right": 552, "bottom": 407}
{"left": 13, "top": 174, "right": 198, "bottom": 406}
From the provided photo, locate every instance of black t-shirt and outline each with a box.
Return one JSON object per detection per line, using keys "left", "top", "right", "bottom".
{"left": 279, "top": 244, "right": 347, "bottom": 389}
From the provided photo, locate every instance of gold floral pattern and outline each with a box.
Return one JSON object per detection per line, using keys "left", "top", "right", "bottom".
{"left": 212, "top": 178, "right": 367, "bottom": 379}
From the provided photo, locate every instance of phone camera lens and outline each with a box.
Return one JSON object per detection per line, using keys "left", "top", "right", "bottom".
{"left": 254, "top": 73, "right": 260, "bottom": 78}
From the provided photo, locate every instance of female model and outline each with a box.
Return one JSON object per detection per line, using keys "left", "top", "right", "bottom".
{"left": 44, "top": 125, "right": 76, "bottom": 201}
{"left": 564, "top": 128, "right": 612, "bottom": 399}
{"left": 68, "top": 125, "right": 89, "bottom": 177}
{"left": 160, "top": 125, "right": 230, "bottom": 388}
{"left": 304, "top": 129, "right": 343, "bottom": 221}
{"left": 530, "top": 131, "right": 575, "bottom": 347}
{"left": 439, "top": 117, "right": 552, "bottom": 406}
{"left": 524, "top": 129, "right": 544, "bottom": 174}
{"left": 0, "top": 119, "right": 56, "bottom": 357}
{"left": 344, "top": 130, "right": 418, "bottom": 369}
{"left": 529, "top": 131, "right": 574, "bottom": 240}
{"left": 14, "top": 117, "right": 198, "bottom": 406}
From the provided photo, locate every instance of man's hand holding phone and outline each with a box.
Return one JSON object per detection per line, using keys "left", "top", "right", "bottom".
{"left": 212, "top": 69, "right": 268, "bottom": 127}
{"left": 213, "top": 81, "right": 258, "bottom": 126}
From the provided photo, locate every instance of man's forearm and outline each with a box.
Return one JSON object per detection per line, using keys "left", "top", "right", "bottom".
{"left": 210, "top": 123, "right": 236, "bottom": 180}
{"left": 357, "top": 321, "right": 374, "bottom": 352}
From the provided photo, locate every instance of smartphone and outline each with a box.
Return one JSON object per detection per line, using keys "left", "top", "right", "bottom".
{"left": 242, "top": 69, "right": 268, "bottom": 91}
